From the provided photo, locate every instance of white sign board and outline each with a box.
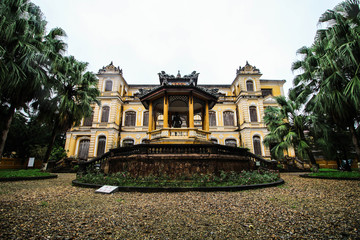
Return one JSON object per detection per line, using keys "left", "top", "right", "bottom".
{"left": 28, "top": 157, "right": 35, "bottom": 167}
{"left": 95, "top": 185, "right": 119, "bottom": 194}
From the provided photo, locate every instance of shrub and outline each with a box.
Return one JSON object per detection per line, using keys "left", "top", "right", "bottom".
{"left": 76, "top": 170, "right": 280, "bottom": 187}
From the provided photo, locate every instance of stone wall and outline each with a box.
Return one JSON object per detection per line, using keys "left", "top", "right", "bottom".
{"left": 104, "top": 153, "right": 252, "bottom": 177}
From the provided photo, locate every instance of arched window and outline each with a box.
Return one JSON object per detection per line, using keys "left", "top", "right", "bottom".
{"left": 97, "top": 136, "right": 106, "bottom": 156}
{"left": 209, "top": 111, "right": 216, "bottom": 126}
{"left": 225, "top": 139, "right": 237, "bottom": 147}
{"left": 101, "top": 106, "right": 110, "bottom": 122}
{"left": 105, "top": 80, "right": 112, "bottom": 91}
{"left": 246, "top": 80, "right": 254, "bottom": 91}
{"left": 194, "top": 114, "right": 202, "bottom": 128}
{"left": 125, "top": 111, "right": 136, "bottom": 126}
{"left": 83, "top": 111, "right": 93, "bottom": 126}
{"left": 211, "top": 138, "right": 218, "bottom": 144}
{"left": 143, "top": 111, "right": 149, "bottom": 126}
{"left": 123, "top": 139, "right": 134, "bottom": 147}
{"left": 78, "top": 139, "right": 90, "bottom": 160}
{"left": 223, "top": 111, "right": 234, "bottom": 126}
{"left": 253, "top": 136, "right": 262, "bottom": 156}
{"left": 156, "top": 114, "right": 163, "bottom": 129}
{"left": 249, "top": 106, "right": 258, "bottom": 122}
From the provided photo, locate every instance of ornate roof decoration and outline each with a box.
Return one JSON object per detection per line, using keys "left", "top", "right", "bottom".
{"left": 198, "top": 87, "right": 223, "bottom": 98}
{"left": 236, "top": 61, "right": 261, "bottom": 75}
{"left": 158, "top": 70, "right": 199, "bottom": 86}
{"left": 98, "top": 61, "right": 123, "bottom": 74}
{"left": 134, "top": 70, "right": 221, "bottom": 109}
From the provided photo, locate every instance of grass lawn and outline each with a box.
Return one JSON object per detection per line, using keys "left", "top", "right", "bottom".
{"left": 0, "top": 169, "right": 51, "bottom": 178}
{"left": 309, "top": 169, "right": 360, "bottom": 178}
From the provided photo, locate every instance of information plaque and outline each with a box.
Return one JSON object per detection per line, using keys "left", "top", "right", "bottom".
{"left": 95, "top": 185, "right": 119, "bottom": 194}
{"left": 28, "top": 157, "right": 35, "bottom": 168}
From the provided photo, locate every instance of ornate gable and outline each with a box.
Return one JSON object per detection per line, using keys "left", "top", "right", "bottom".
{"left": 236, "top": 61, "right": 261, "bottom": 75}
{"left": 98, "top": 61, "right": 123, "bottom": 74}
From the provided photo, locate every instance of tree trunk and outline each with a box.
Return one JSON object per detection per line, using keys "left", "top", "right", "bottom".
{"left": 0, "top": 106, "right": 16, "bottom": 160}
{"left": 306, "top": 148, "right": 319, "bottom": 172}
{"left": 299, "top": 129, "right": 319, "bottom": 172}
{"left": 43, "top": 121, "right": 59, "bottom": 165}
{"left": 349, "top": 124, "right": 360, "bottom": 169}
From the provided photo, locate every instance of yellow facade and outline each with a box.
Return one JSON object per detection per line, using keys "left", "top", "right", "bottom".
{"left": 65, "top": 62, "right": 286, "bottom": 160}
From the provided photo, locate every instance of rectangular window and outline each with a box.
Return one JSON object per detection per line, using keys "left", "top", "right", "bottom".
{"left": 105, "top": 80, "right": 113, "bottom": 91}
{"left": 253, "top": 136, "right": 262, "bottom": 156}
{"left": 249, "top": 106, "right": 258, "bottom": 122}
{"left": 78, "top": 139, "right": 90, "bottom": 160}
{"left": 209, "top": 111, "right": 216, "bottom": 126}
{"left": 97, "top": 137, "right": 106, "bottom": 156}
{"left": 261, "top": 88, "right": 273, "bottom": 97}
{"left": 101, "top": 106, "right": 110, "bottom": 122}
{"left": 223, "top": 111, "right": 234, "bottom": 126}
{"left": 143, "top": 111, "right": 149, "bottom": 126}
{"left": 125, "top": 111, "right": 136, "bottom": 126}
{"left": 83, "top": 112, "right": 93, "bottom": 126}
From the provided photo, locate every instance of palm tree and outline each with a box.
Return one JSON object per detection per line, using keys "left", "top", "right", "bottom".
{"left": 0, "top": 0, "right": 66, "bottom": 159}
{"left": 292, "top": 0, "right": 360, "bottom": 162}
{"left": 39, "top": 56, "right": 100, "bottom": 165}
{"left": 263, "top": 96, "right": 319, "bottom": 171}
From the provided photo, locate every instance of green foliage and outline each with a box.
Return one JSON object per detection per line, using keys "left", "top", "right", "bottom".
{"left": 28, "top": 144, "right": 47, "bottom": 161}
{"left": 0, "top": 169, "right": 51, "bottom": 178}
{"left": 0, "top": 0, "right": 67, "bottom": 157}
{"left": 291, "top": 0, "right": 360, "bottom": 161}
{"left": 0, "top": 0, "right": 98, "bottom": 163}
{"left": 49, "top": 146, "right": 67, "bottom": 162}
{"left": 76, "top": 170, "right": 280, "bottom": 188}
{"left": 38, "top": 55, "right": 100, "bottom": 163}
{"left": 309, "top": 170, "right": 360, "bottom": 178}
{"left": 319, "top": 168, "right": 338, "bottom": 172}
{"left": 263, "top": 96, "right": 317, "bottom": 166}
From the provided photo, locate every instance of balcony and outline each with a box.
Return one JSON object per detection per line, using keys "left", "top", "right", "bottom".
{"left": 149, "top": 128, "right": 210, "bottom": 141}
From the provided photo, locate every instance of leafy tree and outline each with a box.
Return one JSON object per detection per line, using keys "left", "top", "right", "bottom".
{"left": 263, "top": 96, "right": 320, "bottom": 171}
{"left": 292, "top": 0, "right": 360, "bottom": 162}
{"left": 38, "top": 56, "right": 99, "bottom": 164}
{"left": 0, "top": 0, "right": 66, "bottom": 159}
{"left": 2, "top": 109, "right": 66, "bottom": 161}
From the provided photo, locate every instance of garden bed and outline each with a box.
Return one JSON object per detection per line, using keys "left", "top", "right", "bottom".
{"left": 74, "top": 170, "right": 283, "bottom": 192}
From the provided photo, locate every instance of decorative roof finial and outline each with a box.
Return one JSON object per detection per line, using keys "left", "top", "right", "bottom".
{"left": 177, "top": 70, "right": 181, "bottom": 78}
{"left": 246, "top": 61, "right": 249, "bottom": 65}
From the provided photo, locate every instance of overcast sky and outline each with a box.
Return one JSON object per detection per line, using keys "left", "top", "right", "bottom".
{"left": 32, "top": 0, "right": 341, "bottom": 93}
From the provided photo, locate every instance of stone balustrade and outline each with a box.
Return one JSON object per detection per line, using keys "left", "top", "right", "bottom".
{"left": 150, "top": 128, "right": 209, "bottom": 140}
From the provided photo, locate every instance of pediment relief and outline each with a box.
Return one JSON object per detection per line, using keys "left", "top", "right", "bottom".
{"left": 263, "top": 95, "right": 277, "bottom": 104}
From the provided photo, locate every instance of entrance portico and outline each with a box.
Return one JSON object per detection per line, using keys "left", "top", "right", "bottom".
{"left": 138, "top": 71, "right": 219, "bottom": 144}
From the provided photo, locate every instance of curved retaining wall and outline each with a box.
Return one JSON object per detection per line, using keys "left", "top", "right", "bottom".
{"left": 79, "top": 144, "right": 275, "bottom": 178}
{"left": 72, "top": 178, "right": 285, "bottom": 192}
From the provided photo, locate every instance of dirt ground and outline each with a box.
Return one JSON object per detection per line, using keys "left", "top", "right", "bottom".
{"left": 0, "top": 173, "right": 359, "bottom": 239}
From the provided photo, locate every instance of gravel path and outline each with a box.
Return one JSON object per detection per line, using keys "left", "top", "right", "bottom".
{"left": 0, "top": 173, "right": 359, "bottom": 239}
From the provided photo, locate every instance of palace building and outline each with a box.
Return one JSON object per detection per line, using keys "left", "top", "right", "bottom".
{"left": 64, "top": 61, "right": 286, "bottom": 160}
